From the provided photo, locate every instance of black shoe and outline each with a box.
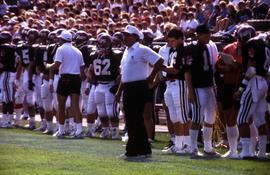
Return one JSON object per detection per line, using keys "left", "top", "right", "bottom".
{"left": 163, "top": 140, "right": 174, "bottom": 150}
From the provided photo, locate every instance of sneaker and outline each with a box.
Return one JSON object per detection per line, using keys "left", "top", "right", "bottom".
{"left": 71, "top": 132, "right": 85, "bottom": 139}
{"left": 21, "top": 114, "right": 29, "bottom": 120}
{"left": 43, "top": 129, "right": 54, "bottom": 135}
{"left": 84, "top": 130, "right": 96, "bottom": 138}
{"left": 34, "top": 126, "right": 47, "bottom": 132}
{"left": 163, "top": 140, "right": 174, "bottom": 150}
{"left": 111, "top": 128, "right": 121, "bottom": 140}
{"left": 203, "top": 150, "right": 221, "bottom": 158}
{"left": 190, "top": 149, "right": 203, "bottom": 158}
{"left": 24, "top": 123, "right": 36, "bottom": 130}
{"left": 121, "top": 133, "right": 129, "bottom": 142}
{"left": 239, "top": 152, "right": 256, "bottom": 159}
{"left": 0, "top": 122, "right": 8, "bottom": 128}
{"left": 181, "top": 144, "right": 191, "bottom": 154}
{"left": 100, "top": 128, "right": 110, "bottom": 139}
{"left": 162, "top": 146, "right": 185, "bottom": 154}
{"left": 222, "top": 151, "right": 239, "bottom": 159}
{"left": 53, "top": 131, "right": 65, "bottom": 139}
{"left": 119, "top": 154, "right": 151, "bottom": 160}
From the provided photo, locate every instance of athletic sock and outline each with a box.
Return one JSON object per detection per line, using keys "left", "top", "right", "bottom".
{"left": 258, "top": 135, "right": 267, "bottom": 158}
{"left": 249, "top": 123, "right": 258, "bottom": 155}
{"left": 87, "top": 123, "right": 94, "bottom": 132}
{"left": 240, "top": 138, "right": 250, "bottom": 156}
{"left": 175, "top": 135, "right": 183, "bottom": 149}
{"left": 226, "top": 125, "right": 239, "bottom": 153}
{"left": 59, "top": 124, "right": 65, "bottom": 134}
{"left": 203, "top": 126, "right": 213, "bottom": 152}
{"left": 47, "top": 121, "right": 53, "bottom": 131}
{"left": 75, "top": 123, "right": 83, "bottom": 135}
{"left": 183, "top": 135, "right": 190, "bottom": 146}
{"left": 190, "top": 129, "right": 199, "bottom": 151}
{"left": 1, "top": 114, "right": 7, "bottom": 124}
{"left": 14, "top": 108, "right": 23, "bottom": 121}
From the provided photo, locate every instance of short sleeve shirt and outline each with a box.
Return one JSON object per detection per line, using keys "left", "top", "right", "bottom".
{"left": 120, "top": 42, "right": 161, "bottom": 83}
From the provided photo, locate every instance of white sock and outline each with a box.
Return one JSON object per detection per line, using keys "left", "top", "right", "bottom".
{"left": 190, "top": 129, "right": 199, "bottom": 151}
{"left": 69, "top": 117, "right": 75, "bottom": 130}
{"left": 7, "top": 114, "right": 13, "bottom": 124}
{"left": 203, "top": 126, "right": 213, "bottom": 152}
{"left": 75, "top": 123, "right": 83, "bottom": 135}
{"left": 249, "top": 123, "right": 258, "bottom": 155}
{"left": 240, "top": 138, "right": 250, "bottom": 156}
{"left": 14, "top": 108, "right": 23, "bottom": 121}
{"left": 47, "top": 121, "right": 53, "bottom": 131}
{"left": 1, "top": 114, "right": 7, "bottom": 124}
{"left": 183, "top": 136, "right": 190, "bottom": 146}
{"left": 41, "top": 119, "right": 47, "bottom": 128}
{"left": 258, "top": 135, "right": 267, "bottom": 158}
{"left": 59, "top": 124, "right": 65, "bottom": 134}
{"left": 175, "top": 135, "right": 183, "bottom": 148}
{"left": 87, "top": 123, "right": 94, "bottom": 132}
{"left": 226, "top": 125, "right": 239, "bottom": 153}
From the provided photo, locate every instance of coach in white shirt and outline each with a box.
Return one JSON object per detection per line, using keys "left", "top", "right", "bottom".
{"left": 116, "top": 25, "right": 163, "bottom": 159}
{"left": 47, "top": 30, "right": 85, "bottom": 139}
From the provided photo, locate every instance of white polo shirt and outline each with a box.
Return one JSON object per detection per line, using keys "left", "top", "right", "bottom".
{"left": 54, "top": 43, "right": 84, "bottom": 75}
{"left": 158, "top": 44, "right": 171, "bottom": 77}
{"left": 121, "top": 42, "right": 161, "bottom": 83}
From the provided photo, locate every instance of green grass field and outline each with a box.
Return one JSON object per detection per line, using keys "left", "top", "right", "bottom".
{"left": 0, "top": 128, "right": 269, "bottom": 175}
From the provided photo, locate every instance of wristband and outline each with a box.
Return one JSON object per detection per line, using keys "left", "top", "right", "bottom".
{"left": 86, "top": 82, "right": 90, "bottom": 89}
{"left": 49, "top": 79, "right": 53, "bottom": 85}
{"left": 238, "top": 87, "right": 244, "bottom": 92}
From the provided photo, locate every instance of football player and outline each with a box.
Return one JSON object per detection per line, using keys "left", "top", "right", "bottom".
{"left": 87, "top": 33, "right": 122, "bottom": 139}
{"left": 0, "top": 31, "right": 17, "bottom": 128}
{"left": 235, "top": 37, "right": 269, "bottom": 159}
{"left": 161, "top": 28, "right": 190, "bottom": 154}
{"left": 15, "top": 29, "right": 39, "bottom": 130}
{"left": 215, "top": 24, "right": 256, "bottom": 158}
{"left": 185, "top": 24, "right": 219, "bottom": 157}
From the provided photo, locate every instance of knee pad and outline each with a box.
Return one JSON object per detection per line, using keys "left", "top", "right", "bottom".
{"left": 169, "top": 107, "right": 181, "bottom": 123}
{"left": 96, "top": 104, "right": 107, "bottom": 117}
{"left": 204, "top": 112, "right": 215, "bottom": 125}
{"left": 254, "top": 115, "right": 266, "bottom": 128}
{"left": 43, "top": 100, "right": 53, "bottom": 112}
{"left": 26, "top": 91, "right": 35, "bottom": 106}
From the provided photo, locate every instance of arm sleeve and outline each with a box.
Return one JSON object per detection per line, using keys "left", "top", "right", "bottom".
{"left": 54, "top": 48, "right": 63, "bottom": 63}
{"left": 142, "top": 46, "right": 161, "bottom": 65}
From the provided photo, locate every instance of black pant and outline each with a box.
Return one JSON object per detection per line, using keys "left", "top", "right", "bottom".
{"left": 123, "top": 80, "right": 151, "bottom": 156}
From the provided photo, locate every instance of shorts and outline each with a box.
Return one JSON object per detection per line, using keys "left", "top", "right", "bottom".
{"left": 57, "top": 74, "right": 81, "bottom": 97}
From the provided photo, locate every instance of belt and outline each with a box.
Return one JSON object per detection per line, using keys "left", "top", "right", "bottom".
{"left": 98, "top": 81, "right": 115, "bottom": 84}
{"left": 60, "top": 74, "right": 80, "bottom": 78}
{"left": 167, "top": 79, "right": 176, "bottom": 82}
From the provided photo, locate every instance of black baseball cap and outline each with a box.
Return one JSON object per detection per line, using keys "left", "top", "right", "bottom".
{"left": 196, "top": 24, "right": 212, "bottom": 35}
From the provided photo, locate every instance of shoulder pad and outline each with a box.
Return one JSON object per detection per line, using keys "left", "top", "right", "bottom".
{"left": 112, "top": 49, "right": 123, "bottom": 55}
{"left": 90, "top": 51, "right": 98, "bottom": 57}
{"left": 32, "top": 44, "right": 39, "bottom": 48}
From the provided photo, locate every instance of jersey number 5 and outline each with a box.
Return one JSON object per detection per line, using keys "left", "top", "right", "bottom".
{"left": 93, "top": 59, "right": 111, "bottom": 75}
